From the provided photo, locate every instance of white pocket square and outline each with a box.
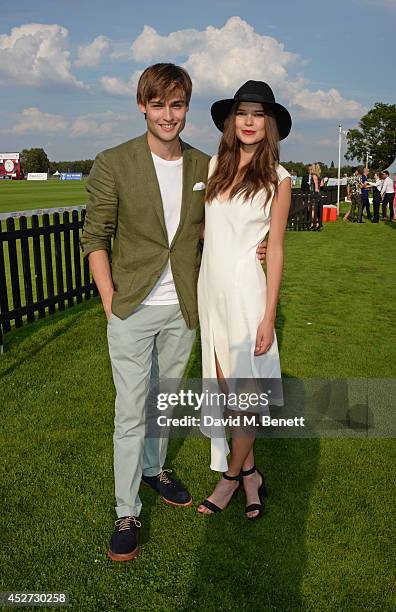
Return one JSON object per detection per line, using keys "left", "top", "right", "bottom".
{"left": 193, "top": 182, "right": 206, "bottom": 191}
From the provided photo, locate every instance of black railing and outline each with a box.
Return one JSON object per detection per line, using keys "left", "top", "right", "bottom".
{"left": 288, "top": 186, "right": 347, "bottom": 230}
{"left": 0, "top": 206, "right": 97, "bottom": 352}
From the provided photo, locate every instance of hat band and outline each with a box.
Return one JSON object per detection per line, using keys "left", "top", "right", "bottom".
{"left": 235, "top": 93, "right": 275, "bottom": 103}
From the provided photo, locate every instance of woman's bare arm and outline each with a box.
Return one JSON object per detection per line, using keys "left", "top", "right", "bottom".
{"left": 264, "top": 177, "right": 291, "bottom": 323}
{"left": 255, "top": 177, "right": 291, "bottom": 355}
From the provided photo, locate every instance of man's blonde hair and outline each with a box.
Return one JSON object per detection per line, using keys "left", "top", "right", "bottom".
{"left": 137, "top": 63, "right": 192, "bottom": 106}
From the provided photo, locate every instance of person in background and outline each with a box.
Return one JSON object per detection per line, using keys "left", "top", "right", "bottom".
{"left": 345, "top": 167, "right": 364, "bottom": 223}
{"left": 300, "top": 170, "right": 310, "bottom": 217}
{"left": 301, "top": 172, "right": 309, "bottom": 193}
{"left": 367, "top": 172, "right": 383, "bottom": 223}
{"left": 393, "top": 173, "right": 396, "bottom": 221}
{"left": 380, "top": 170, "right": 395, "bottom": 221}
{"left": 361, "top": 167, "right": 372, "bottom": 219}
{"left": 309, "top": 163, "right": 322, "bottom": 230}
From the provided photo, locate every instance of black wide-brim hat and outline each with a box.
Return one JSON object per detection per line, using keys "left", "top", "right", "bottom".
{"left": 211, "top": 80, "right": 292, "bottom": 141}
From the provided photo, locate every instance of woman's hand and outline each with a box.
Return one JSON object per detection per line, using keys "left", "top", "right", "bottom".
{"left": 256, "top": 239, "right": 267, "bottom": 263}
{"left": 254, "top": 318, "right": 275, "bottom": 356}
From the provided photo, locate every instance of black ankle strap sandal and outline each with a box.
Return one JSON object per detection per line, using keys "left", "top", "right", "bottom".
{"left": 222, "top": 471, "right": 242, "bottom": 481}
{"left": 241, "top": 465, "right": 268, "bottom": 520}
{"left": 199, "top": 471, "right": 241, "bottom": 514}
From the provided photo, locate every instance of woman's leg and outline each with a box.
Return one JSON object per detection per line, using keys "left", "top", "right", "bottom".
{"left": 198, "top": 431, "right": 256, "bottom": 514}
{"left": 241, "top": 447, "right": 264, "bottom": 519}
{"left": 198, "top": 354, "right": 256, "bottom": 513}
{"left": 316, "top": 195, "right": 323, "bottom": 228}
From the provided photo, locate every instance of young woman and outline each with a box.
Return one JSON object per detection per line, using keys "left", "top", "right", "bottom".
{"left": 309, "top": 163, "right": 322, "bottom": 230}
{"left": 197, "top": 81, "right": 292, "bottom": 520}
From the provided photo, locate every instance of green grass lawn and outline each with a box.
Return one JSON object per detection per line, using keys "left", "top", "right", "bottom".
{"left": 1, "top": 210, "right": 395, "bottom": 611}
{"left": 0, "top": 179, "right": 88, "bottom": 214}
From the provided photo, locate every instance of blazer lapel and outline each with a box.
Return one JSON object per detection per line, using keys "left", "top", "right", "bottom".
{"left": 135, "top": 134, "right": 197, "bottom": 247}
{"left": 136, "top": 134, "right": 168, "bottom": 242}
{"left": 170, "top": 147, "right": 197, "bottom": 248}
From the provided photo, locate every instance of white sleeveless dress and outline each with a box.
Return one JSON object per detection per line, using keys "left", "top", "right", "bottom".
{"left": 197, "top": 155, "right": 290, "bottom": 471}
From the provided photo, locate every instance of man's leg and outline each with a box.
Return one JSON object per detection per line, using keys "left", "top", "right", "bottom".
{"left": 143, "top": 305, "right": 196, "bottom": 476}
{"left": 366, "top": 193, "right": 371, "bottom": 218}
{"left": 108, "top": 305, "right": 164, "bottom": 518}
{"left": 382, "top": 197, "right": 387, "bottom": 219}
{"left": 385, "top": 194, "right": 394, "bottom": 220}
{"left": 357, "top": 194, "right": 364, "bottom": 222}
{"left": 372, "top": 193, "right": 380, "bottom": 222}
{"left": 350, "top": 194, "right": 357, "bottom": 221}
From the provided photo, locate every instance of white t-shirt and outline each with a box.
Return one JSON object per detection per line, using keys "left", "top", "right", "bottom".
{"left": 142, "top": 152, "right": 183, "bottom": 305}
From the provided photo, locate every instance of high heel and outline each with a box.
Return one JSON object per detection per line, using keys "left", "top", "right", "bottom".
{"left": 198, "top": 471, "right": 241, "bottom": 514}
{"left": 241, "top": 465, "right": 268, "bottom": 520}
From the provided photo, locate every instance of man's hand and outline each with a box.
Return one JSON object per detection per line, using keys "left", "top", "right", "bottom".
{"left": 103, "top": 292, "right": 114, "bottom": 321}
{"left": 87, "top": 250, "right": 114, "bottom": 321}
{"left": 256, "top": 239, "right": 268, "bottom": 263}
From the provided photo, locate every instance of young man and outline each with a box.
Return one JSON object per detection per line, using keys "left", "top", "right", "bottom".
{"left": 81, "top": 63, "right": 208, "bottom": 561}
{"left": 81, "top": 63, "right": 267, "bottom": 562}
{"left": 380, "top": 170, "right": 395, "bottom": 221}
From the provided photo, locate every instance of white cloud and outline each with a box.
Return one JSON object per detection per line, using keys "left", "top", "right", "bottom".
{"left": 13, "top": 107, "right": 67, "bottom": 133}
{"left": 183, "top": 122, "right": 218, "bottom": 146}
{"left": 100, "top": 74, "right": 140, "bottom": 97}
{"left": 12, "top": 108, "right": 125, "bottom": 138}
{"left": 110, "top": 16, "right": 365, "bottom": 120}
{"left": 70, "top": 111, "right": 123, "bottom": 137}
{"left": 75, "top": 35, "right": 110, "bottom": 68}
{"left": 130, "top": 25, "right": 207, "bottom": 62}
{"left": 130, "top": 17, "right": 297, "bottom": 97}
{"left": 291, "top": 88, "right": 366, "bottom": 119}
{"left": 0, "top": 23, "right": 85, "bottom": 89}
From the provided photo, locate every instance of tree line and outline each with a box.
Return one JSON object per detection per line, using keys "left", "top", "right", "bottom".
{"left": 20, "top": 149, "right": 94, "bottom": 175}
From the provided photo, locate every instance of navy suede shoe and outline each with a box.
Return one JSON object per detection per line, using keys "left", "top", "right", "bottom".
{"left": 107, "top": 516, "right": 141, "bottom": 562}
{"left": 142, "top": 469, "right": 192, "bottom": 507}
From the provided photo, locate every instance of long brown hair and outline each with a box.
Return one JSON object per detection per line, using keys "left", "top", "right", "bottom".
{"left": 206, "top": 102, "right": 280, "bottom": 205}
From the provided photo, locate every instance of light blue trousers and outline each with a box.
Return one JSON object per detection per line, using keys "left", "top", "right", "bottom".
{"left": 107, "top": 304, "right": 196, "bottom": 518}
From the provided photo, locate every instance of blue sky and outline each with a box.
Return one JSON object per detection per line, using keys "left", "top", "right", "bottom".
{"left": 1, "top": 0, "right": 395, "bottom": 164}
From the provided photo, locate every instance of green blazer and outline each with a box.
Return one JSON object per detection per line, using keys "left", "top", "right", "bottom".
{"left": 80, "top": 133, "right": 210, "bottom": 329}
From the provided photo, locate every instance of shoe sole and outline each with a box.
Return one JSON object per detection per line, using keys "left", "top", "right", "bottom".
{"left": 107, "top": 546, "right": 139, "bottom": 562}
